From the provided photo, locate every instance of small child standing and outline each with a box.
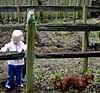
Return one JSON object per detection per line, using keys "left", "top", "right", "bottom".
{"left": 0, "top": 30, "right": 27, "bottom": 90}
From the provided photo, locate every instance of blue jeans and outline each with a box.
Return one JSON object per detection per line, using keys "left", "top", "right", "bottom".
{"left": 6, "top": 65, "right": 23, "bottom": 88}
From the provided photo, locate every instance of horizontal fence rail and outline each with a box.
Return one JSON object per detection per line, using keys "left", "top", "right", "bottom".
{"left": 36, "top": 51, "right": 100, "bottom": 58}
{"left": 0, "top": 5, "right": 100, "bottom": 12}
{"left": 88, "top": 6, "right": 100, "bottom": 12}
{"left": 0, "top": 52, "right": 25, "bottom": 60}
{"left": 0, "top": 24, "right": 25, "bottom": 31}
{"left": 0, "top": 5, "right": 81, "bottom": 12}
{"left": 37, "top": 24, "right": 100, "bottom": 31}
{"left": 0, "top": 24, "right": 100, "bottom": 31}
{"left": 0, "top": 51, "right": 100, "bottom": 60}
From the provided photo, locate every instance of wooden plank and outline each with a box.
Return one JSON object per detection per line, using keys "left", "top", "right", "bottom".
{"left": 0, "top": 24, "right": 25, "bottom": 31}
{"left": 0, "top": 51, "right": 100, "bottom": 60}
{"left": 0, "top": 5, "right": 82, "bottom": 12}
{"left": 0, "top": 52, "right": 25, "bottom": 60}
{"left": 88, "top": 6, "right": 100, "bottom": 12}
{"left": 0, "top": 24, "right": 100, "bottom": 31}
{"left": 36, "top": 51, "right": 100, "bottom": 58}
{"left": 37, "top": 24, "right": 100, "bottom": 31}
{"left": 0, "top": 5, "right": 99, "bottom": 12}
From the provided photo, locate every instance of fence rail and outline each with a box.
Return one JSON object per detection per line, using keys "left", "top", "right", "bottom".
{"left": 0, "top": 52, "right": 25, "bottom": 60}
{"left": 0, "top": 23, "right": 100, "bottom": 31}
{"left": 38, "top": 24, "right": 100, "bottom": 31}
{"left": 0, "top": 5, "right": 100, "bottom": 12}
{"left": 0, "top": 51, "right": 100, "bottom": 60}
{"left": 0, "top": 24, "right": 25, "bottom": 31}
{"left": 36, "top": 51, "right": 100, "bottom": 58}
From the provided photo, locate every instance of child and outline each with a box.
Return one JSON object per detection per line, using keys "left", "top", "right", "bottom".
{"left": 0, "top": 30, "right": 27, "bottom": 90}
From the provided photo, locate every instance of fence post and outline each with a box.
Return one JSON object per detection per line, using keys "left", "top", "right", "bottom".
{"left": 15, "top": 0, "right": 21, "bottom": 23}
{"left": 38, "top": 0, "right": 44, "bottom": 22}
{"left": 26, "top": 10, "right": 35, "bottom": 93}
{"left": 82, "top": 0, "right": 88, "bottom": 73}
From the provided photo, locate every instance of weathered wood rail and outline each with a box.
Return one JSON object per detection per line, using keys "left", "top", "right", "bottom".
{"left": 0, "top": 5, "right": 100, "bottom": 12}
{"left": 0, "top": 52, "right": 25, "bottom": 60}
{"left": 0, "top": 23, "right": 100, "bottom": 31}
{"left": 36, "top": 51, "right": 100, "bottom": 58}
{"left": 1, "top": 51, "right": 100, "bottom": 60}
{"left": 37, "top": 24, "right": 100, "bottom": 31}
{"left": 0, "top": 24, "right": 25, "bottom": 31}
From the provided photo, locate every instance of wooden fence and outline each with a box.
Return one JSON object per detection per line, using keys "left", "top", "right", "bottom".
{"left": 0, "top": 1, "right": 100, "bottom": 93}
{"left": 0, "top": 0, "right": 100, "bottom": 23}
